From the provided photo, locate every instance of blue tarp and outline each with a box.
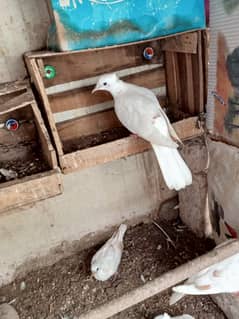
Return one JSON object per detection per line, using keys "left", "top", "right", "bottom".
{"left": 48, "top": 0, "right": 205, "bottom": 51}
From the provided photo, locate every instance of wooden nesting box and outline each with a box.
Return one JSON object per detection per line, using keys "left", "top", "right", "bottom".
{"left": 0, "top": 81, "right": 63, "bottom": 213}
{"left": 25, "top": 30, "right": 207, "bottom": 174}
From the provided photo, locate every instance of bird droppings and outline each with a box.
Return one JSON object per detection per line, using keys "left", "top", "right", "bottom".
{"left": 0, "top": 220, "right": 226, "bottom": 319}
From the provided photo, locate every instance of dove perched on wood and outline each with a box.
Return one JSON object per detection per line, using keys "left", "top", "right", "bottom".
{"left": 91, "top": 224, "right": 127, "bottom": 281}
{"left": 154, "top": 314, "right": 194, "bottom": 319}
{"left": 93, "top": 73, "right": 192, "bottom": 191}
{"left": 170, "top": 251, "right": 239, "bottom": 305}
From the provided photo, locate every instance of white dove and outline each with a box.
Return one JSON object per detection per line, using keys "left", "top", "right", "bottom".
{"left": 91, "top": 224, "right": 127, "bottom": 281}
{"left": 93, "top": 73, "right": 192, "bottom": 191}
{"left": 154, "top": 314, "right": 194, "bottom": 319}
{"left": 170, "top": 252, "right": 239, "bottom": 305}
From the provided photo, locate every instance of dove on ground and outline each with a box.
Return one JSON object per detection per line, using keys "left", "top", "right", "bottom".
{"left": 91, "top": 224, "right": 127, "bottom": 281}
{"left": 154, "top": 313, "right": 194, "bottom": 319}
{"left": 93, "top": 73, "right": 192, "bottom": 191}
{"left": 170, "top": 251, "right": 239, "bottom": 305}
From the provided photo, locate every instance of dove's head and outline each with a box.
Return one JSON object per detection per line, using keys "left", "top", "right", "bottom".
{"left": 154, "top": 314, "right": 171, "bottom": 319}
{"left": 91, "top": 257, "right": 112, "bottom": 281}
{"left": 92, "top": 73, "right": 121, "bottom": 95}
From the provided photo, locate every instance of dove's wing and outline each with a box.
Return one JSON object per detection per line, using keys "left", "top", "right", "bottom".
{"left": 115, "top": 88, "right": 178, "bottom": 148}
{"left": 124, "top": 83, "right": 182, "bottom": 144}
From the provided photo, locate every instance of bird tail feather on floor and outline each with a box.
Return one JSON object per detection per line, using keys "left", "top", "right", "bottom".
{"left": 152, "top": 145, "right": 192, "bottom": 191}
{"left": 169, "top": 291, "right": 185, "bottom": 305}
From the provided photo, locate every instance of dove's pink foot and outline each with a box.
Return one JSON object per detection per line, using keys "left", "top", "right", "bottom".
{"left": 130, "top": 133, "right": 139, "bottom": 139}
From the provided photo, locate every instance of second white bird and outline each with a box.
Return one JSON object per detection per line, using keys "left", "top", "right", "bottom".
{"left": 91, "top": 224, "right": 127, "bottom": 281}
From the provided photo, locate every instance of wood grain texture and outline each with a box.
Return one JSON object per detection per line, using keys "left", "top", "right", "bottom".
{"left": 161, "top": 32, "right": 198, "bottom": 54}
{"left": 60, "top": 116, "right": 203, "bottom": 173}
{"left": 34, "top": 40, "right": 162, "bottom": 87}
{"left": 0, "top": 170, "right": 63, "bottom": 213}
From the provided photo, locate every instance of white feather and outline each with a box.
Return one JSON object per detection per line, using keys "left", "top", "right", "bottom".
{"left": 154, "top": 313, "right": 195, "bottom": 319}
{"left": 170, "top": 252, "right": 239, "bottom": 305}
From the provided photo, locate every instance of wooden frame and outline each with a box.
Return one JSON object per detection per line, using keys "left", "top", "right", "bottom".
{"left": 0, "top": 82, "right": 63, "bottom": 213}
{"left": 25, "top": 30, "right": 207, "bottom": 174}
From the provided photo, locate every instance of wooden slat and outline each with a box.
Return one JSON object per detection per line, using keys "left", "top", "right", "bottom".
{"left": 35, "top": 39, "right": 162, "bottom": 87}
{"left": 49, "top": 67, "right": 166, "bottom": 113}
{"left": 31, "top": 102, "right": 58, "bottom": 168}
{"left": 185, "top": 53, "right": 195, "bottom": 113}
{"left": 165, "top": 51, "right": 180, "bottom": 107}
{"left": 161, "top": 32, "right": 198, "bottom": 54}
{"left": 0, "top": 170, "right": 62, "bottom": 213}
{"left": 60, "top": 116, "right": 203, "bottom": 173}
{"left": 202, "top": 29, "right": 209, "bottom": 107}
{"left": 192, "top": 31, "right": 204, "bottom": 113}
{"left": 57, "top": 109, "right": 122, "bottom": 143}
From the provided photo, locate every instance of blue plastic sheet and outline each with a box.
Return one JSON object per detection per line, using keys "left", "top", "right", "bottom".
{"left": 48, "top": 0, "right": 205, "bottom": 51}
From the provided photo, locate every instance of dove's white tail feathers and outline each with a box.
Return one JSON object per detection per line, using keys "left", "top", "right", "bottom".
{"left": 172, "top": 284, "right": 212, "bottom": 295}
{"left": 151, "top": 145, "right": 192, "bottom": 191}
{"left": 112, "top": 224, "right": 127, "bottom": 243}
{"left": 169, "top": 291, "right": 185, "bottom": 305}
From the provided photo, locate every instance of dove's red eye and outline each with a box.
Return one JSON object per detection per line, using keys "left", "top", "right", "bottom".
{"left": 103, "top": 82, "right": 107, "bottom": 86}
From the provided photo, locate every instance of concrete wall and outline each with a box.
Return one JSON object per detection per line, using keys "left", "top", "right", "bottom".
{"left": 0, "top": 0, "right": 50, "bottom": 83}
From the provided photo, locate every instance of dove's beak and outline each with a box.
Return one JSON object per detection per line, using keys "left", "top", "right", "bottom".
{"left": 92, "top": 84, "right": 101, "bottom": 94}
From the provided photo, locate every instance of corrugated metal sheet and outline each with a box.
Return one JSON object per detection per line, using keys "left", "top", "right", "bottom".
{"left": 0, "top": 0, "right": 50, "bottom": 83}
{"left": 207, "top": 0, "right": 239, "bottom": 139}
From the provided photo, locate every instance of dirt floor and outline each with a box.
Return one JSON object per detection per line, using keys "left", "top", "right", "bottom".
{"left": 0, "top": 220, "right": 226, "bottom": 319}
{"left": 0, "top": 141, "right": 50, "bottom": 183}
{"left": 63, "top": 127, "right": 130, "bottom": 154}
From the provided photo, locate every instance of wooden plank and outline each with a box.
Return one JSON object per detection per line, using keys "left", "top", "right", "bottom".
{"left": 185, "top": 53, "right": 195, "bottom": 113}
{"left": 0, "top": 169, "right": 63, "bottom": 213}
{"left": 202, "top": 29, "right": 209, "bottom": 107}
{"left": 31, "top": 102, "right": 58, "bottom": 168}
{"left": 57, "top": 109, "right": 122, "bottom": 143}
{"left": 49, "top": 67, "right": 166, "bottom": 113}
{"left": 25, "top": 30, "right": 203, "bottom": 59}
{"left": 26, "top": 58, "right": 64, "bottom": 156}
{"left": 60, "top": 116, "right": 203, "bottom": 173}
{"left": 165, "top": 51, "right": 180, "bottom": 107}
{"left": 33, "top": 40, "right": 162, "bottom": 87}
{"left": 192, "top": 31, "right": 204, "bottom": 113}
{"left": 0, "top": 80, "right": 29, "bottom": 96}
{"left": 161, "top": 32, "right": 198, "bottom": 54}
{"left": 0, "top": 91, "right": 34, "bottom": 114}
